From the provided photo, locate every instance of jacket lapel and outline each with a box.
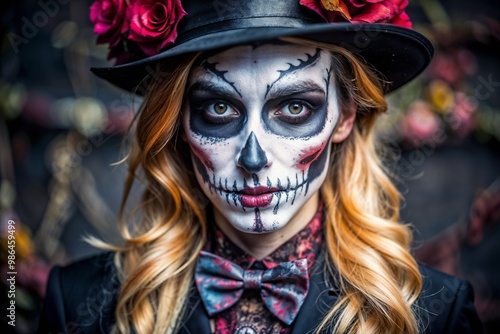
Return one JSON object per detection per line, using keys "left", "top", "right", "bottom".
{"left": 291, "top": 254, "right": 339, "bottom": 334}
{"left": 178, "top": 284, "right": 212, "bottom": 334}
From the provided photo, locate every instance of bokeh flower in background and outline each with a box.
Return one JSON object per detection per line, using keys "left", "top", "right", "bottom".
{"left": 401, "top": 100, "right": 442, "bottom": 145}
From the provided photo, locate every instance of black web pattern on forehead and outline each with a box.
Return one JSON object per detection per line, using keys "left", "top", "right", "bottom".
{"left": 201, "top": 60, "right": 242, "bottom": 97}
{"left": 265, "top": 48, "right": 322, "bottom": 98}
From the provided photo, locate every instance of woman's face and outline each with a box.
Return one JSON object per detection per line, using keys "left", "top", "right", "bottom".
{"left": 182, "top": 43, "right": 341, "bottom": 233}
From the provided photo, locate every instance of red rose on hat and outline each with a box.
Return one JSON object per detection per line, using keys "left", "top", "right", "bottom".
{"left": 349, "top": 0, "right": 411, "bottom": 28}
{"left": 128, "top": 0, "right": 187, "bottom": 57}
{"left": 90, "top": 0, "right": 128, "bottom": 47}
{"left": 300, "top": 0, "right": 411, "bottom": 28}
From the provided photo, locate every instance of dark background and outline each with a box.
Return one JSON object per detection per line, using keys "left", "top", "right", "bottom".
{"left": 1, "top": 0, "right": 499, "bottom": 333}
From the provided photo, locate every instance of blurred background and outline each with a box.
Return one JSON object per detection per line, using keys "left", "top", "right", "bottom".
{"left": 1, "top": 0, "right": 499, "bottom": 333}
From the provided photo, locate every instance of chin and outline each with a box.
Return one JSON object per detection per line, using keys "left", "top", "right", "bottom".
{"left": 219, "top": 203, "right": 295, "bottom": 234}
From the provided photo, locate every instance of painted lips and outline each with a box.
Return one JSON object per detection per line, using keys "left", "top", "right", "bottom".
{"left": 238, "top": 186, "right": 278, "bottom": 207}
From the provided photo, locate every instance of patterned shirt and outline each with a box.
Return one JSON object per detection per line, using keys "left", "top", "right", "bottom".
{"left": 203, "top": 204, "right": 324, "bottom": 334}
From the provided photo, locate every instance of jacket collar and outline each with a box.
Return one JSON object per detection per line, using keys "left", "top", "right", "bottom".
{"left": 179, "top": 286, "right": 211, "bottom": 334}
{"left": 290, "top": 252, "right": 339, "bottom": 334}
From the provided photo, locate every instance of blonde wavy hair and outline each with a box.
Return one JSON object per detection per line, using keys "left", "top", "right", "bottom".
{"left": 96, "top": 38, "right": 423, "bottom": 334}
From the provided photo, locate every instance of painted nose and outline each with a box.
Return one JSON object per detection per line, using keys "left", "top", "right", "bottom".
{"left": 237, "top": 132, "right": 268, "bottom": 173}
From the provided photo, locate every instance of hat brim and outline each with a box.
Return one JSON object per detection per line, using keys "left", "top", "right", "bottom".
{"left": 91, "top": 23, "right": 433, "bottom": 95}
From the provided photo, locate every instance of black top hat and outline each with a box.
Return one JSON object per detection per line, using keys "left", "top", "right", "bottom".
{"left": 90, "top": 0, "right": 433, "bottom": 94}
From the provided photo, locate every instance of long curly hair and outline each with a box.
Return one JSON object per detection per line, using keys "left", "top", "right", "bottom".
{"left": 95, "top": 39, "right": 423, "bottom": 334}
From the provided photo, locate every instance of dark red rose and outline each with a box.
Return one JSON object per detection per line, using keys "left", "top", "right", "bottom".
{"left": 90, "top": 0, "right": 129, "bottom": 47}
{"left": 128, "top": 0, "right": 187, "bottom": 56}
{"left": 299, "top": 0, "right": 351, "bottom": 22}
{"left": 300, "top": 0, "right": 411, "bottom": 28}
{"left": 107, "top": 41, "right": 130, "bottom": 64}
{"left": 388, "top": 9, "right": 411, "bottom": 28}
{"left": 348, "top": 0, "right": 411, "bottom": 28}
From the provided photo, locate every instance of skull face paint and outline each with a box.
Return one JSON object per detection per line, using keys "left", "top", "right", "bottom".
{"left": 183, "top": 43, "right": 340, "bottom": 233}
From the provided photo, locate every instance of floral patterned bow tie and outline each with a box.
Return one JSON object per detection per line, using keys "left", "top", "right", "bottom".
{"left": 194, "top": 250, "right": 309, "bottom": 325}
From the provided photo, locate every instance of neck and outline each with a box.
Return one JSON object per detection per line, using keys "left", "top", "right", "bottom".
{"left": 213, "top": 193, "right": 319, "bottom": 259}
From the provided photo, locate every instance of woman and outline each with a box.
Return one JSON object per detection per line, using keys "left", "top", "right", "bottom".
{"left": 39, "top": 0, "right": 482, "bottom": 333}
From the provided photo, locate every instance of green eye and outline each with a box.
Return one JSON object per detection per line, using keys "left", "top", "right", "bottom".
{"left": 288, "top": 103, "right": 304, "bottom": 114}
{"left": 274, "top": 101, "right": 314, "bottom": 125}
{"left": 214, "top": 103, "right": 228, "bottom": 114}
{"left": 200, "top": 101, "right": 239, "bottom": 124}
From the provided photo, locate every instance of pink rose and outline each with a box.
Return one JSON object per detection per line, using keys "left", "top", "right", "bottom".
{"left": 428, "top": 49, "right": 477, "bottom": 86}
{"left": 90, "top": 0, "right": 129, "bottom": 47}
{"left": 300, "top": 0, "right": 411, "bottom": 28}
{"left": 128, "top": 0, "right": 187, "bottom": 57}
{"left": 401, "top": 100, "right": 441, "bottom": 144}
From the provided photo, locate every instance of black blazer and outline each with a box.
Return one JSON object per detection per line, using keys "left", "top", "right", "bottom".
{"left": 38, "top": 252, "right": 482, "bottom": 334}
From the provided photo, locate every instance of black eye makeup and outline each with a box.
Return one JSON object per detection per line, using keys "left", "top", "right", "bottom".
{"left": 187, "top": 77, "right": 330, "bottom": 139}
{"left": 196, "top": 100, "right": 240, "bottom": 124}
{"left": 274, "top": 100, "right": 317, "bottom": 124}
{"left": 264, "top": 89, "right": 328, "bottom": 138}
{"left": 188, "top": 82, "right": 245, "bottom": 138}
